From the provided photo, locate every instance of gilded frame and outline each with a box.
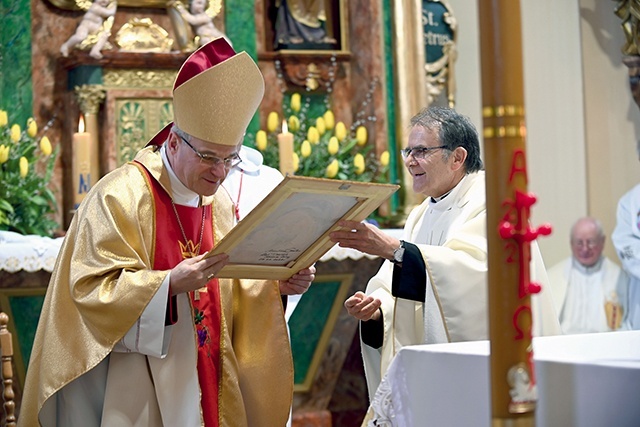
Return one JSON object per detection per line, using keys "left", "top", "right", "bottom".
{"left": 46, "top": 0, "right": 185, "bottom": 10}
{"left": 206, "top": 176, "right": 398, "bottom": 280}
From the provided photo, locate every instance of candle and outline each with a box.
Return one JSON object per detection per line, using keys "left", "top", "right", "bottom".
{"left": 277, "top": 120, "right": 295, "bottom": 176}
{"left": 72, "top": 115, "right": 92, "bottom": 210}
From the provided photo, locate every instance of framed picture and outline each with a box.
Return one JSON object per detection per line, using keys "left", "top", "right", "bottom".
{"left": 205, "top": 175, "right": 398, "bottom": 279}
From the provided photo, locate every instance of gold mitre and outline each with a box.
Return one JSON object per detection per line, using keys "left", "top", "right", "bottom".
{"left": 170, "top": 37, "right": 264, "bottom": 146}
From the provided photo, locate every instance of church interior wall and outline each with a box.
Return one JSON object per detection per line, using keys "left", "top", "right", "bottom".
{"left": 449, "top": 0, "right": 640, "bottom": 268}
{"left": 19, "top": 0, "right": 640, "bottom": 268}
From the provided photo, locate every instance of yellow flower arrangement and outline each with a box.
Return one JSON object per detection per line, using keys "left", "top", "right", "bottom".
{"left": 0, "top": 110, "right": 59, "bottom": 236}
{"left": 248, "top": 93, "right": 389, "bottom": 185}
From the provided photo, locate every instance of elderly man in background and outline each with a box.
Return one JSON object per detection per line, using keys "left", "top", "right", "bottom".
{"left": 548, "top": 217, "right": 629, "bottom": 334}
{"left": 19, "top": 38, "right": 314, "bottom": 427}
{"left": 330, "top": 106, "right": 559, "bottom": 405}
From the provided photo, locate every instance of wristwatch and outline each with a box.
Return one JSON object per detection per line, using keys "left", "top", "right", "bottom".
{"left": 393, "top": 240, "right": 405, "bottom": 265}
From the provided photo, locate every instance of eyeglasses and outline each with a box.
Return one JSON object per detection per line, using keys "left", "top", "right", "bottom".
{"left": 178, "top": 134, "right": 241, "bottom": 169}
{"left": 571, "top": 239, "right": 600, "bottom": 249}
{"left": 400, "top": 145, "right": 448, "bottom": 160}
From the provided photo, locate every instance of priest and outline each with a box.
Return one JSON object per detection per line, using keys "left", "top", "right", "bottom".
{"left": 19, "top": 38, "right": 314, "bottom": 427}
{"left": 549, "top": 216, "right": 629, "bottom": 334}
{"left": 330, "top": 106, "right": 560, "bottom": 405}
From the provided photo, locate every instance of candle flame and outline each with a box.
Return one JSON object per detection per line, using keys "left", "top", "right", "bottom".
{"left": 78, "top": 115, "right": 86, "bottom": 133}
{"left": 282, "top": 119, "right": 288, "bottom": 134}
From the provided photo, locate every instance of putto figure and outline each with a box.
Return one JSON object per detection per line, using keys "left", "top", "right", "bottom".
{"left": 173, "top": 0, "right": 230, "bottom": 47}
{"left": 60, "top": 0, "right": 117, "bottom": 59}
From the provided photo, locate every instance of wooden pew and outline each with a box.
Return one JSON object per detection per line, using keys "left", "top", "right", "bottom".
{"left": 0, "top": 313, "right": 16, "bottom": 427}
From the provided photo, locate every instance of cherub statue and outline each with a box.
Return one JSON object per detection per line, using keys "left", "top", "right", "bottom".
{"left": 60, "top": 0, "right": 117, "bottom": 59}
{"left": 169, "top": 0, "right": 230, "bottom": 49}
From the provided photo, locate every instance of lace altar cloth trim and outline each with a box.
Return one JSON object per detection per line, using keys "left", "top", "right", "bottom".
{"left": 0, "top": 231, "right": 64, "bottom": 272}
{"left": 0, "top": 228, "right": 404, "bottom": 271}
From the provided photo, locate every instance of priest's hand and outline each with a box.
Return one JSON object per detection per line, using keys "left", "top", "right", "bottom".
{"left": 279, "top": 265, "right": 316, "bottom": 295}
{"left": 170, "top": 253, "right": 229, "bottom": 295}
{"left": 330, "top": 220, "right": 401, "bottom": 260}
{"left": 345, "top": 291, "right": 381, "bottom": 321}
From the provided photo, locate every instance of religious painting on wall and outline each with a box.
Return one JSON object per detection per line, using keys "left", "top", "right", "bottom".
{"left": 268, "top": 0, "right": 347, "bottom": 52}
{"left": 422, "top": 0, "right": 458, "bottom": 106}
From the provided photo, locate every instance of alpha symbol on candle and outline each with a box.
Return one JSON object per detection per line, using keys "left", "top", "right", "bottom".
{"left": 78, "top": 174, "right": 91, "bottom": 194}
{"left": 73, "top": 114, "right": 92, "bottom": 211}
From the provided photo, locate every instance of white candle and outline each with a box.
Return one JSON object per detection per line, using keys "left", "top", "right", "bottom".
{"left": 72, "top": 115, "right": 92, "bottom": 210}
{"left": 277, "top": 120, "right": 295, "bottom": 176}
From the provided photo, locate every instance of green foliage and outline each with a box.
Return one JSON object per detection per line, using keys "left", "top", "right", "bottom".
{"left": 245, "top": 92, "right": 390, "bottom": 184}
{"left": 0, "top": 113, "right": 59, "bottom": 236}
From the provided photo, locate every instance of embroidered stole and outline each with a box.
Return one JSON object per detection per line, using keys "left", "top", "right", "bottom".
{"left": 140, "top": 165, "right": 222, "bottom": 426}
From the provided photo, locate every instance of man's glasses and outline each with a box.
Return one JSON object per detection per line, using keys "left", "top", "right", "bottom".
{"left": 571, "top": 239, "right": 600, "bottom": 249}
{"left": 178, "top": 134, "right": 241, "bottom": 169}
{"left": 400, "top": 145, "right": 448, "bottom": 160}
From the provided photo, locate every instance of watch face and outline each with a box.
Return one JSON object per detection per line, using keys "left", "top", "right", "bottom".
{"left": 394, "top": 246, "right": 405, "bottom": 263}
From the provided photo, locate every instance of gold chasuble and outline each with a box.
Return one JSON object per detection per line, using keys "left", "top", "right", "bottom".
{"left": 19, "top": 146, "right": 293, "bottom": 427}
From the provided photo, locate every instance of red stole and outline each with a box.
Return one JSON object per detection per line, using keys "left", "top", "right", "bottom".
{"left": 137, "top": 163, "right": 222, "bottom": 426}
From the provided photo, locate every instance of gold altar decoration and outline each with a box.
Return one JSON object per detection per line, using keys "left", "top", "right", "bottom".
{"left": 115, "top": 18, "right": 174, "bottom": 53}
{"left": 614, "top": 0, "right": 640, "bottom": 55}
{"left": 74, "top": 84, "right": 106, "bottom": 115}
{"left": 47, "top": 0, "right": 181, "bottom": 10}
{"left": 614, "top": 0, "right": 640, "bottom": 112}
{"left": 103, "top": 69, "right": 176, "bottom": 89}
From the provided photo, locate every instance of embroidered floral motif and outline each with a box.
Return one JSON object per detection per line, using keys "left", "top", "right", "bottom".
{"left": 193, "top": 307, "right": 212, "bottom": 356}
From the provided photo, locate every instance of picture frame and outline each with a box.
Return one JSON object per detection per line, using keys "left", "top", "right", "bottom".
{"left": 205, "top": 175, "right": 399, "bottom": 280}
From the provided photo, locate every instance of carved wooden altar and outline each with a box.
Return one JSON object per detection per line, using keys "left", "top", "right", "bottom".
{"left": 59, "top": 50, "right": 187, "bottom": 226}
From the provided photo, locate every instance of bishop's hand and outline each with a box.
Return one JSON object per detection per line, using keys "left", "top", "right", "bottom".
{"left": 170, "top": 253, "right": 229, "bottom": 295}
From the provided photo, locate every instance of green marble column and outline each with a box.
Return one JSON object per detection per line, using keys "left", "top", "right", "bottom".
{"left": 0, "top": 0, "right": 33, "bottom": 125}
{"left": 225, "top": 0, "right": 260, "bottom": 134}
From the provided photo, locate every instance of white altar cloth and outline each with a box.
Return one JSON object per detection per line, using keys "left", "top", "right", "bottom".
{"left": 370, "top": 330, "right": 640, "bottom": 427}
{"left": 0, "top": 229, "right": 404, "bottom": 272}
{"left": 0, "top": 231, "right": 64, "bottom": 272}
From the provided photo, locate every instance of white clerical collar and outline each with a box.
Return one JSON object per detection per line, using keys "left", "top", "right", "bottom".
{"left": 160, "top": 143, "right": 200, "bottom": 207}
{"left": 571, "top": 256, "right": 604, "bottom": 275}
{"left": 429, "top": 173, "right": 468, "bottom": 208}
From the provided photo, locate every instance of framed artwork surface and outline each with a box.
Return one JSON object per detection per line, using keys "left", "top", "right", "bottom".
{"left": 206, "top": 176, "right": 399, "bottom": 279}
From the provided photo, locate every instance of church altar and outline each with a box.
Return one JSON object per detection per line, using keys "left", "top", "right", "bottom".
{"left": 0, "top": 229, "right": 403, "bottom": 272}
{"left": 369, "top": 330, "right": 640, "bottom": 427}
{"left": 0, "top": 229, "right": 402, "bottom": 424}
{"left": 0, "top": 232, "right": 63, "bottom": 273}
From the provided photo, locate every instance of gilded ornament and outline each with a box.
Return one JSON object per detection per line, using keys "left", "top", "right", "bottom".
{"left": 103, "top": 69, "right": 176, "bottom": 89}
{"left": 115, "top": 18, "right": 174, "bottom": 53}
{"left": 305, "top": 63, "right": 321, "bottom": 91}
{"left": 614, "top": 0, "right": 640, "bottom": 55}
{"left": 74, "top": 85, "right": 106, "bottom": 115}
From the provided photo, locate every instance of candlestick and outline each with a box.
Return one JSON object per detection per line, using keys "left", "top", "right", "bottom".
{"left": 72, "top": 115, "right": 92, "bottom": 211}
{"left": 277, "top": 120, "right": 295, "bottom": 176}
